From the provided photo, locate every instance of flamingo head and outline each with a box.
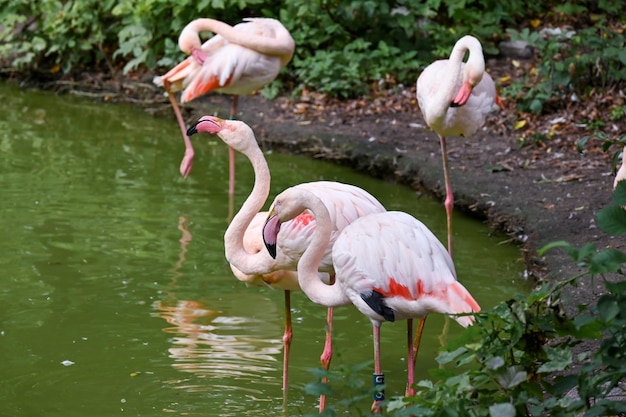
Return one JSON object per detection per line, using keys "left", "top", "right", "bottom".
{"left": 186, "top": 115, "right": 255, "bottom": 152}
{"left": 451, "top": 44, "right": 485, "bottom": 107}
{"left": 186, "top": 116, "right": 224, "bottom": 136}
{"left": 263, "top": 187, "right": 316, "bottom": 259}
{"left": 178, "top": 24, "right": 202, "bottom": 54}
{"left": 450, "top": 68, "right": 484, "bottom": 107}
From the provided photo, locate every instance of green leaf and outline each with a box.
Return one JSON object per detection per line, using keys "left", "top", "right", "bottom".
{"left": 435, "top": 347, "right": 467, "bottom": 366}
{"left": 613, "top": 180, "right": 626, "bottom": 206}
{"left": 486, "top": 356, "right": 505, "bottom": 370}
{"left": 597, "top": 295, "right": 620, "bottom": 323}
{"left": 496, "top": 367, "right": 527, "bottom": 388}
{"left": 597, "top": 204, "right": 626, "bottom": 235}
{"left": 589, "top": 248, "right": 626, "bottom": 274}
{"left": 537, "top": 346, "right": 573, "bottom": 373}
{"left": 538, "top": 240, "right": 572, "bottom": 256}
{"left": 489, "top": 403, "right": 516, "bottom": 417}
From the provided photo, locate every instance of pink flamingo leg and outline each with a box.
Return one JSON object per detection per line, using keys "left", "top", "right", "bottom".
{"left": 227, "top": 96, "right": 239, "bottom": 195}
{"left": 319, "top": 274, "right": 335, "bottom": 412}
{"left": 371, "top": 324, "right": 384, "bottom": 413}
{"left": 406, "top": 319, "right": 415, "bottom": 397}
{"left": 439, "top": 135, "right": 454, "bottom": 257}
{"left": 406, "top": 317, "right": 426, "bottom": 396}
{"left": 166, "top": 91, "right": 195, "bottom": 179}
{"left": 282, "top": 290, "right": 293, "bottom": 397}
{"left": 319, "top": 306, "right": 334, "bottom": 412}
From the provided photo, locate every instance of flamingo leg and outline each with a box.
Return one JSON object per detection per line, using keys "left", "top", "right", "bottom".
{"left": 228, "top": 96, "right": 239, "bottom": 196}
{"left": 282, "top": 290, "right": 293, "bottom": 402}
{"left": 371, "top": 324, "right": 384, "bottom": 413}
{"left": 439, "top": 135, "right": 454, "bottom": 257}
{"left": 407, "top": 316, "right": 426, "bottom": 396}
{"left": 406, "top": 319, "right": 415, "bottom": 397}
{"left": 319, "top": 274, "right": 335, "bottom": 412}
{"left": 166, "top": 91, "right": 195, "bottom": 179}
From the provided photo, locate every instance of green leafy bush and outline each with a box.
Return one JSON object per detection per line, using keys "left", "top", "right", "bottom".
{"left": 0, "top": 0, "right": 535, "bottom": 97}
{"left": 505, "top": 1, "right": 626, "bottom": 114}
{"left": 1, "top": 0, "right": 624, "bottom": 101}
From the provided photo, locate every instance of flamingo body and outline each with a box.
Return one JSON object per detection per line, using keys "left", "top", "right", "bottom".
{"left": 333, "top": 211, "right": 479, "bottom": 327}
{"left": 155, "top": 17, "right": 294, "bottom": 104}
{"left": 263, "top": 188, "right": 479, "bottom": 408}
{"left": 416, "top": 35, "right": 500, "bottom": 256}
{"left": 417, "top": 59, "right": 497, "bottom": 138}
{"left": 154, "top": 17, "right": 294, "bottom": 187}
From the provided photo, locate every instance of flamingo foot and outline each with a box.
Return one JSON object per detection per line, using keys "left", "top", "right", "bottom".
{"left": 179, "top": 149, "right": 195, "bottom": 179}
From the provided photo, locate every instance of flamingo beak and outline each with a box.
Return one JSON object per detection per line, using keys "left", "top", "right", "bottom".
{"left": 263, "top": 209, "right": 281, "bottom": 259}
{"left": 186, "top": 121, "right": 201, "bottom": 136}
{"left": 186, "top": 116, "right": 223, "bottom": 136}
{"left": 450, "top": 81, "right": 473, "bottom": 107}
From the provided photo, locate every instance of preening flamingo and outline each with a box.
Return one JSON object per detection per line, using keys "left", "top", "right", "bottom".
{"left": 154, "top": 17, "right": 295, "bottom": 195}
{"left": 416, "top": 35, "right": 501, "bottom": 256}
{"left": 262, "top": 188, "right": 480, "bottom": 410}
{"left": 186, "top": 116, "right": 386, "bottom": 410}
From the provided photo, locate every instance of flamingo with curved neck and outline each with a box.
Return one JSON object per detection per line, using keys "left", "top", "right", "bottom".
{"left": 263, "top": 187, "right": 480, "bottom": 411}
{"left": 186, "top": 115, "right": 386, "bottom": 411}
{"left": 416, "top": 35, "right": 501, "bottom": 257}
{"left": 154, "top": 17, "right": 295, "bottom": 196}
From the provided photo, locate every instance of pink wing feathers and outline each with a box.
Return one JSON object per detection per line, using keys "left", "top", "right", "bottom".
{"left": 333, "top": 211, "right": 480, "bottom": 327}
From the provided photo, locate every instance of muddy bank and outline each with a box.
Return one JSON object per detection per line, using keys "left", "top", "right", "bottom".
{"left": 147, "top": 91, "right": 621, "bottom": 318}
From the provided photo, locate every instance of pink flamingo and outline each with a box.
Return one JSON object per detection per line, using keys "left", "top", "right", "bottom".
{"left": 154, "top": 17, "right": 295, "bottom": 195}
{"left": 186, "top": 116, "right": 386, "bottom": 410}
{"left": 262, "top": 187, "right": 480, "bottom": 411}
{"left": 416, "top": 35, "right": 501, "bottom": 257}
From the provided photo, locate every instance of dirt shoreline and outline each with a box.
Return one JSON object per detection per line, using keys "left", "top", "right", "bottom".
{"left": 8, "top": 72, "right": 623, "bottom": 317}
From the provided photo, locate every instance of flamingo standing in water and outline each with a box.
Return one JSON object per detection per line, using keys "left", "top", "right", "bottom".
{"left": 186, "top": 116, "right": 386, "bottom": 410}
{"left": 262, "top": 187, "right": 480, "bottom": 411}
{"left": 416, "top": 35, "right": 501, "bottom": 257}
{"left": 154, "top": 17, "right": 295, "bottom": 195}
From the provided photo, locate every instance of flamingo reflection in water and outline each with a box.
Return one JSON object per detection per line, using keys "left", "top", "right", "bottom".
{"left": 154, "top": 215, "right": 286, "bottom": 398}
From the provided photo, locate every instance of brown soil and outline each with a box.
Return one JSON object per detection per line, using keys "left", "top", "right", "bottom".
{"left": 4, "top": 57, "right": 624, "bottom": 319}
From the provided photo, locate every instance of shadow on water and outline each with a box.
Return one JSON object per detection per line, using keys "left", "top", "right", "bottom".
{"left": 0, "top": 82, "right": 531, "bottom": 416}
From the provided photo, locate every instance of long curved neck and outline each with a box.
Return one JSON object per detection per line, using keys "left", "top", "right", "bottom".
{"left": 182, "top": 18, "right": 294, "bottom": 59}
{"left": 223, "top": 143, "right": 271, "bottom": 273}
{"left": 296, "top": 195, "right": 351, "bottom": 307}
{"left": 433, "top": 36, "right": 485, "bottom": 118}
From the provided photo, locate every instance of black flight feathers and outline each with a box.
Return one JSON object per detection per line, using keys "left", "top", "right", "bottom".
{"left": 360, "top": 290, "right": 395, "bottom": 322}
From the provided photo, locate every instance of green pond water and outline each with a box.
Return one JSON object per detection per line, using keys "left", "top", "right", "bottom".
{"left": 0, "top": 82, "right": 530, "bottom": 416}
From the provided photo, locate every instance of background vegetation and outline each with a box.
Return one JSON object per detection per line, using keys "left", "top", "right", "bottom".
{"left": 1, "top": 0, "right": 624, "bottom": 105}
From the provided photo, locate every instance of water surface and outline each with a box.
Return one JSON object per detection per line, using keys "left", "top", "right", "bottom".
{"left": 0, "top": 82, "right": 529, "bottom": 416}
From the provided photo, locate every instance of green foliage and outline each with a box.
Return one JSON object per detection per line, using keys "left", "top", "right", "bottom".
{"left": 303, "top": 183, "right": 626, "bottom": 416}
{"left": 0, "top": 0, "right": 120, "bottom": 72}
{"left": 1, "top": 0, "right": 625, "bottom": 100}
{"left": 0, "top": 0, "right": 547, "bottom": 98}
{"left": 504, "top": 2, "right": 626, "bottom": 114}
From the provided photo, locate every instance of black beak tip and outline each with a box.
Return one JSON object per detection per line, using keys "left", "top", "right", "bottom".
{"left": 266, "top": 243, "right": 277, "bottom": 259}
{"left": 186, "top": 122, "right": 199, "bottom": 137}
